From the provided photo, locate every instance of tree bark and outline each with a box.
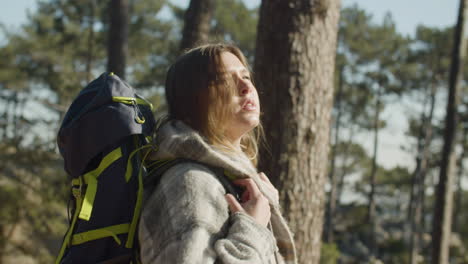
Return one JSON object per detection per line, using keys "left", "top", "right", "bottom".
{"left": 254, "top": 0, "right": 341, "bottom": 263}
{"left": 179, "top": 0, "right": 215, "bottom": 52}
{"left": 431, "top": 0, "right": 468, "bottom": 263}
{"left": 107, "top": 0, "right": 129, "bottom": 79}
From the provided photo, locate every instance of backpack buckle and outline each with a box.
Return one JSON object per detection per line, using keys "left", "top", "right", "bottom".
{"left": 131, "top": 100, "right": 146, "bottom": 124}
{"left": 71, "top": 177, "right": 83, "bottom": 199}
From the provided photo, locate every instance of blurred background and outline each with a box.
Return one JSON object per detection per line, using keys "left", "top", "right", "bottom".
{"left": 0, "top": 0, "right": 466, "bottom": 263}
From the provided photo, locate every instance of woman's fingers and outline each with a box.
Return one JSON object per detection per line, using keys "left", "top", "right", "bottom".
{"left": 228, "top": 178, "right": 271, "bottom": 227}
{"left": 241, "top": 189, "right": 250, "bottom": 202}
{"left": 233, "top": 178, "right": 261, "bottom": 198}
{"left": 225, "top": 194, "right": 244, "bottom": 213}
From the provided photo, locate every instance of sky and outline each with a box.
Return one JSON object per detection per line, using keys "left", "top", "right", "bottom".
{"left": 0, "top": 0, "right": 461, "bottom": 171}
{"left": 0, "top": 0, "right": 459, "bottom": 36}
{"left": 342, "top": 0, "right": 458, "bottom": 35}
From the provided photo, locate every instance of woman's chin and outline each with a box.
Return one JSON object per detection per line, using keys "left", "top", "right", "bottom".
{"left": 242, "top": 111, "right": 260, "bottom": 123}
{"left": 242, "top": 115, "right": 260, "bottom": 129}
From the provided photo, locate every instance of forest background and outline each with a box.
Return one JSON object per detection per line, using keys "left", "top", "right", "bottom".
{"left": 0, "top": 0, "right": 467, "bottom": 263}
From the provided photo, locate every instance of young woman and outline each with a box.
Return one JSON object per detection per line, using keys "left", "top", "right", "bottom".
{"left": 138, "top": 43, "right": 297, "bottom": 264}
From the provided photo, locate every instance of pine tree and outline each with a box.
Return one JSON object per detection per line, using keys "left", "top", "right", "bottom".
{"left": 431, "top": 0, "right": 468, "bottom": 263}
{"left": 179, "top": 0, "right": 215, "bottom": 51}
{"left": 107, "top": 0, "right": 129, "bottom": 79}
{"left": 254, "top": 0, "right": 341, "bottom": 262}
{"left": 404, "top": 25, "right": 452, "bottom": 264}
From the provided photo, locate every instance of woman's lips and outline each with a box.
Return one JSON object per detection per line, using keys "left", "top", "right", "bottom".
{"left": 243, "top": 102, "right": 257, "bottom": 111}
{"left": 241, "top": 99, "right": 257, "bottom": 111}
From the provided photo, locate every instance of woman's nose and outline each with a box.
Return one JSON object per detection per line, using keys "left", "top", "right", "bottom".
{"left": 238, "top": 79, "right": 251, "bottom": 95}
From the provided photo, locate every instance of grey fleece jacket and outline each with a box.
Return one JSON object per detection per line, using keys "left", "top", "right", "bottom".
{"left": 138, "top": 120, "right": 297, "bottom": 264}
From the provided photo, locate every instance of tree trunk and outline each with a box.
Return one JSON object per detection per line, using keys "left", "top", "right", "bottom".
{"left": 0, "top": 96, "right": 7, "bottom": 140}
{"left": 11, "top": 93, "right": 20, "bottom": 147}
{"left": 410, "top": 80, "right": 437, "bottom": 264}
{"left": 453, "top": 125, "right": 467, "bottom": 232}
{"left": 431, "top": 0, "right": 468, "bottom": 263}
{"left": 407, "top": 82, "right": 431, "bottom": 223}
{"left": 179, "top": 0, "right": 215, "bottom": 52}
{"left": 336, "top": 125, "right": 356, "bottom": 203}
{"left": 0, "top": 224, "right": 4, "bottom": 264}
{"left": 409, "top": 120, "right": 426, "bottom": 264}
{"left": 367, "top": 83, "right": 382, "bottom": 258}
{"left": 3, "top": 94, "right": 14, "bottom": 140}
{"left": 86, "top": 0, "right": 96, "bottom": 83}
{"left": 325, "top": 64, "right": 344, "bottom": 243}
{"left": 367, "top": 84, "right": 382, "bottom": 223}
{"left": 107, "top": 0, "right": 129, "bottom": 79}
{"left": 254, "top": 1, "right": 341, "bottom": 263}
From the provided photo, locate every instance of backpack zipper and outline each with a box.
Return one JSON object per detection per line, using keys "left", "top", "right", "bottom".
{"left": 112, "top": 96, "right": 153, "bottom": 110}
{"left": 112, "top": 96, "right": 154, "bottom": 124}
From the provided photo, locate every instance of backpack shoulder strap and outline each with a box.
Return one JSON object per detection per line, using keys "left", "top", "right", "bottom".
{"left": 143, "top": 159, "right": 242, "bottom": 202}
{"left": 143, "top": 158, "right": 188, "bottom": 187}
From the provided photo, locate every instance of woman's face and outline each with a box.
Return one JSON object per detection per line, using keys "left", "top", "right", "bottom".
{"left": 220, "top": 52, "right": 260, "bottom": 145}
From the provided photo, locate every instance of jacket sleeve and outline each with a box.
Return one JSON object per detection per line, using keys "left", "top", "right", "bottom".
{"left": 138, "top": 163, "right": 277, "bottom": 264}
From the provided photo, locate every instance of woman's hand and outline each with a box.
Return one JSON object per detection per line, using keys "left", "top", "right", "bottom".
{"left": 225, "top": 178, "right": 271, "bottom": 227}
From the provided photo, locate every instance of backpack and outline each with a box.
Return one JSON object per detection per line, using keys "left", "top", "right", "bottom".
{"left": 55, "top": 73, "right": 244, "bottom": 264}
{"left": 55, "top": 72, "right": 156, "bottom": 264}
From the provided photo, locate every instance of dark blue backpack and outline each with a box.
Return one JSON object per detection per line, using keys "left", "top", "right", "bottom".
{"left": 55, "top": 72, "right": 156, "bottom": 264}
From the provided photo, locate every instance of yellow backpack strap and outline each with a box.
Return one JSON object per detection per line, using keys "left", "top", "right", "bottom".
{"left": 125, "top": 144, "right": 153, "bottom": 182}
{"left": 71, "top": 223, "right": 130, "bottom": 246}
{"left": 223, "top": 169, "right": 237, "bottom": 181}
{"left": 55, "top": 178, "right": 85, "bottom": 264}
{"left": 125, "top": 145, "right": 152, "bottom": 248}
{"left": 79, "top": 147, "right": 123, "bottom": 221}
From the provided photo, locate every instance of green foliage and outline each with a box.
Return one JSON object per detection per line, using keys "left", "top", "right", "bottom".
{"left": 320, "top": 243, "right": 340, "bottom": 264}
{"left": 335, "top": 6, "right": 374, "bottom": 127}
{"left": 402, "top": 25, "right": 453, "bottom": 158}
{"left": 412, "top": 25, "right": 452, "bottom": 81}
{"left": 127, "top": 0, "right": 179, "bottom": 88}
{"left": 336, "top": 6, "right": 411, "bottom": 133}
{"left": 379, "top": 238, "right": 408, "bottom": 263}
{"left": 169, "top": 0, "right": 258, "bottom": 63}
{"left": 210, "top": 0, "right": 258, "bottom": 61}
{"left": 376, "top": 166, "right": 411, "bottom": 188}
{"left": 1, "top": 0, "right": 176, "bottom": 105}
{"left": 0, "top": 139, "right": 68, "bottom": 261}
{"left": 347, "top": 204, "right": 369, "bottom": 227}
{"left": 0, "top": 185, "right": 23, "bottom": 224}
{"left": 455, "top": 190, "right": 468, "bottom": 259}
{"left": 328, "top": 6, "right": 460, "bottom": 264}
{"left": 331, "top": 141, "right": 370, "bottom": 181}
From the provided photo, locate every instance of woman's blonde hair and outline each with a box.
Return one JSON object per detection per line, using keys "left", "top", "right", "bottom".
{"left": 164, "top": 43, "right": 264, "bottom": 165}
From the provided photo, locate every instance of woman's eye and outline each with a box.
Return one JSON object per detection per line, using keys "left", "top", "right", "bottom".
{"left": 243, "top": 75, "right": 251, "bottom": 80}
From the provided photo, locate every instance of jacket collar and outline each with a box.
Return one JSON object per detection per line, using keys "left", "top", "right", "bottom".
{"left": 148, "top": 120, "right": 277, "bottom": 206}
